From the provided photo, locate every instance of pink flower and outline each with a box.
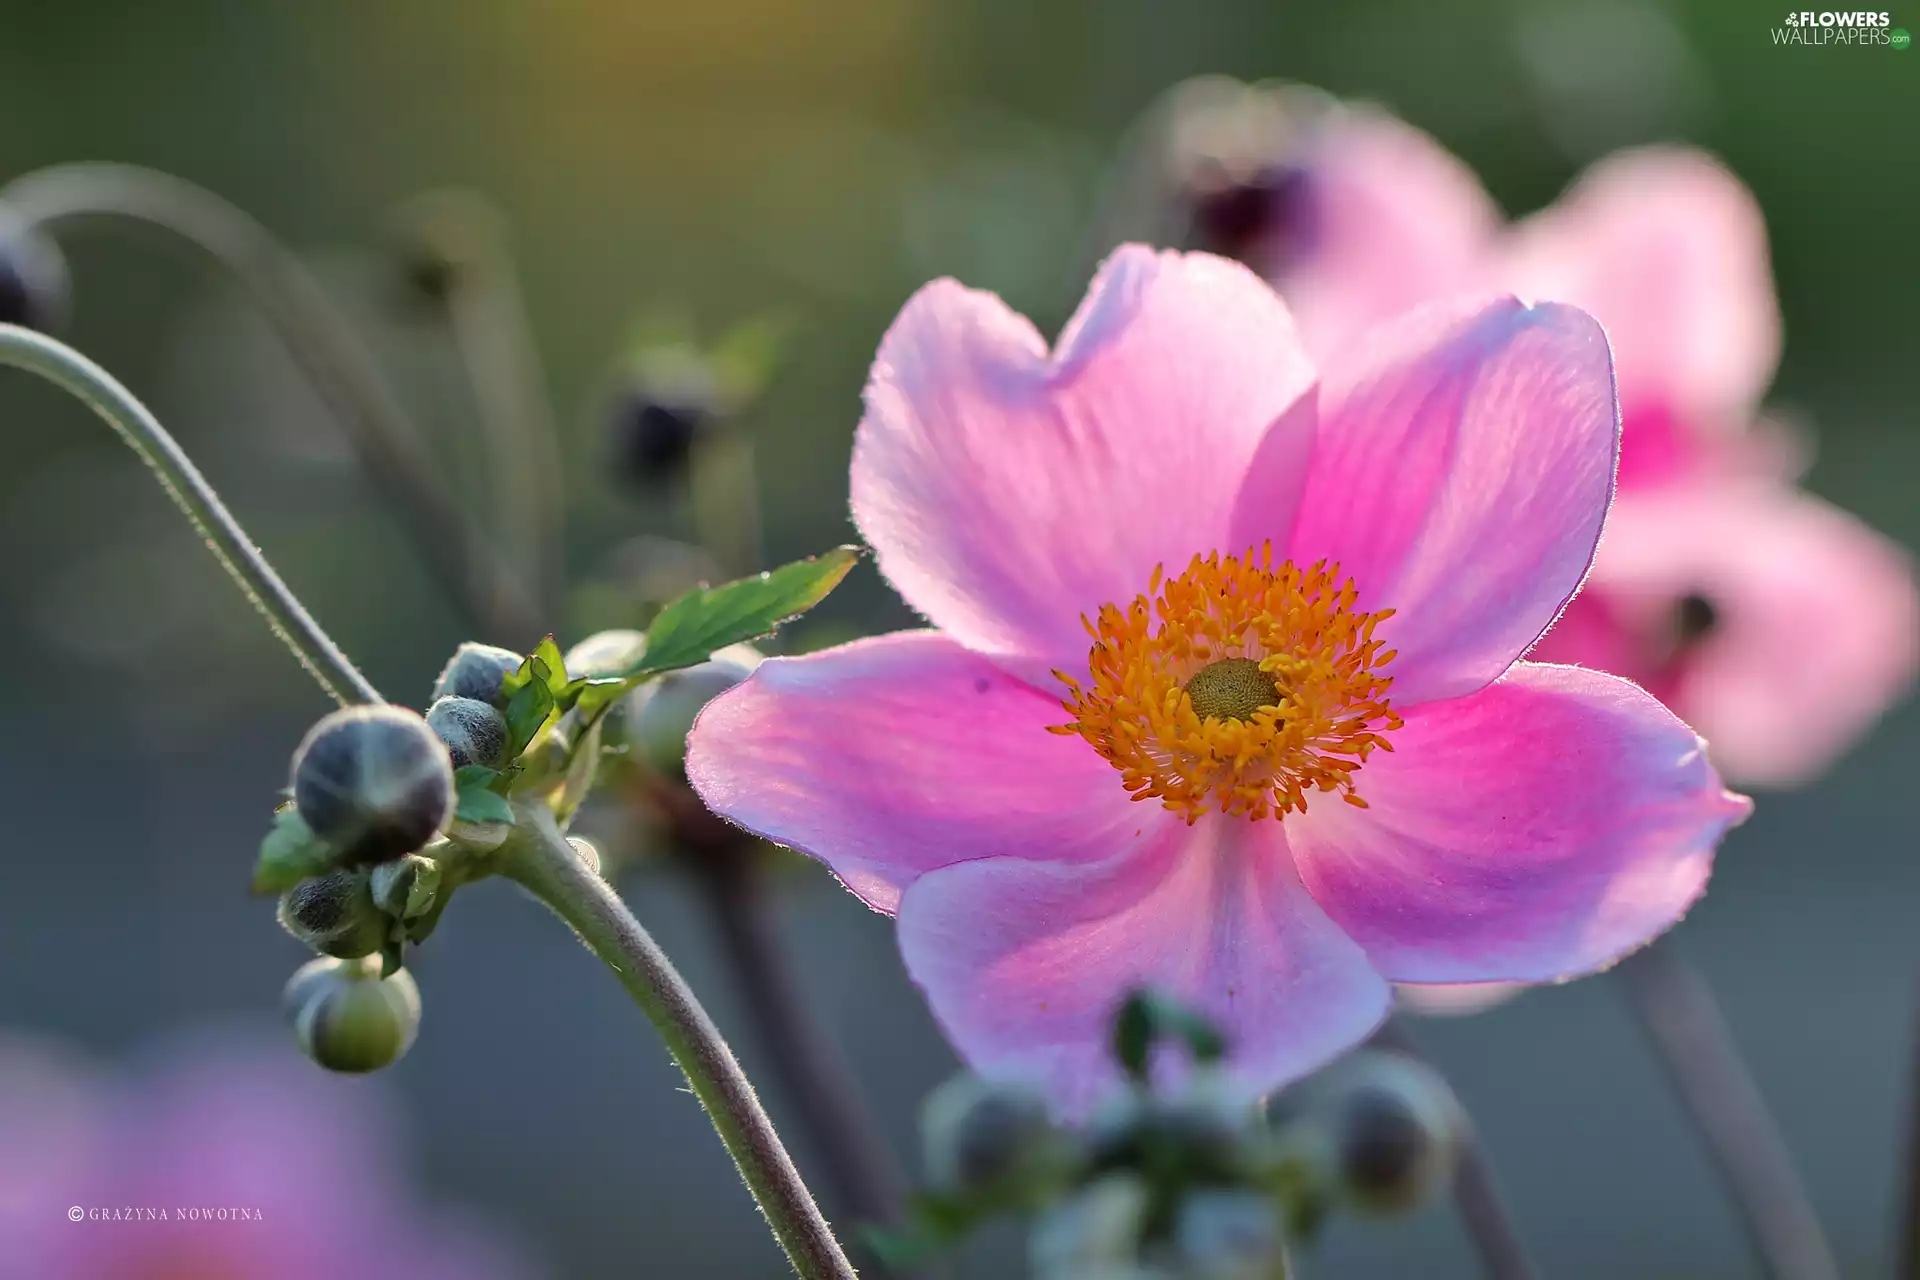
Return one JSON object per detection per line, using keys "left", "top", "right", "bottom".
{"left": 0, "top": 1030, "right": 538, "bottom": 1280}
{"left": 1259, "top": 104, "right": 1917, "bottom": 787}
{"left": 687, "top": 247, "right": 1748, "bottom": 1111}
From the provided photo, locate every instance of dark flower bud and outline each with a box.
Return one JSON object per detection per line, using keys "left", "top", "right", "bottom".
{"left": 609, "top": 384, "right": 716, "bottom": 485}
{"left": 0, "top": 209, "right": 71, "bottom": 333}
{"left": 291, "top": 706, "right": 455, "bottom": 864}
{"left": 920, "top": 1073, "right": 1056, "bottom": 1193}
{"left": 431, "top": 641, "right": 524, "bottom": 707}
{"left": 1089, "top": 1073, "right": 1253, "bottom": 1183}
{"left": 277, "top": 868, "right": 391, "bottom": 959}
{"left": 426, "top": 695, "right": 509, "bottom": 770}
{"left": 1326, "top": 1051, "right": 1465, "bottom": 1214}
{"left": 631, "top": 644, "right": 762, "bottom": 777}
{"left": 284, "top": 955, "right": 421, "bottom": 1074}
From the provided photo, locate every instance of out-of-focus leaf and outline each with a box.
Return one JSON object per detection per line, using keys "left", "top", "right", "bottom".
{"left": 251, "top": 807, "right": 337, "bottom": 895}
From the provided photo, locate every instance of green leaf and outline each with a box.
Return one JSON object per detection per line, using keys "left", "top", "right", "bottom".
{"left": 455, "top": 770, "right": 516, "bottom": 825}
{"left": 531, "top": 635, "right": 569, "bottom": 695}
{"left": 635, "top": 547, "right": 860, "bottom": 679}
{"left": 503, "top": 657, "right": 558, "bottom": 759}
{"left": 251, "top": 808, "right": 338, "bottom": 895}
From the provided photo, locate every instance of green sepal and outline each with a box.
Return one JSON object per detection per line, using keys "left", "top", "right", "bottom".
{"left": 502, "top": 659, "right": 559, "bottom": 760}
{"left": 1114, "top": 988, "right": 1227, "bottom": 1082}
{"left": 252, "top": 807, "right": 339, "bottom": 895}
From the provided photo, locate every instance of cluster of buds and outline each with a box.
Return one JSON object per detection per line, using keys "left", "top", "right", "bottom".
{"left": 884, "top": 994, "right": 1468, "bottom": 1279}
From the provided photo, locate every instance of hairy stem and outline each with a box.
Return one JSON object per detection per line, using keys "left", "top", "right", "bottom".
{"left": 1370, "top": 1018, "right": 1538, "bottom": 1280}
{"left": 499, "top": 805, "right": 857, "bottom": 1280}
{"left": 1616, "top": 937, "right": 1838, "bottom": 1280}
{"left": 1, "top": 162, "right": 539, "bottom": 641}
{"left": 0, "top": 324, "right": 378, "bottom": 705}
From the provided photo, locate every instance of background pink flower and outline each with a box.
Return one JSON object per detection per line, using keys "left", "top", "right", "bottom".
{"left": 0, "top": 1029, "right": 538, "bottom": 1280}
{"left": 689, "top": 247, "right": 1746, "bottom": 1111}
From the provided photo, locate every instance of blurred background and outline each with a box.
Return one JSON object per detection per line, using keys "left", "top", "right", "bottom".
{"left": 0, "top": 0, "right": 1914, "bottom": 1275}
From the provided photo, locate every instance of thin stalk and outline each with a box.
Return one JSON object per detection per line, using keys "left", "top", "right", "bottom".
{"left": 0, "top": 323, "right": 378, "bottom": 705}
{"left": 397, "top": 192, "right": 566, "bottom": 618}
{"left": 0, "top": 162, "right": 539, "bottom": 641}
{"left": 1370, "top": 1018, "right": 1539, "bottom": 1280}
{"left": 1898, "top": 987, "right": 1920, "bottom": 1277}
{"left": 1616, "top": 937, "right": 1838, "bottom": 1280}
{"left": 499, "top": 805, "right": 858, "bottom": 1280}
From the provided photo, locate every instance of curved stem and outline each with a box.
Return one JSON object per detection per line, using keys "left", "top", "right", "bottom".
{"left": 1898, "top": 982, "right": 1920, "bottom": 1278}
{"left": 499, "top": 805, "right": 857, "bottom": 1280}
{"left": 1370, "top": 1018, "right": 1538, "bottom": 1280}
{"left": 0, "top": 324, "right": 379, "bottom": 706}
{"left": 1616, "top": 937, "right": 1838, "bottom": 1280}
{"left": 0, "top": 162, "right": 540, "bottom": 642}
{"left": 397, "top": 192, "right": 566, "bottom": 619}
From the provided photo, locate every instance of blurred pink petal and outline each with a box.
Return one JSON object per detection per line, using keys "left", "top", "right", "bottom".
{"left": 1274, "top": 297, "right": 1618, "bottom": 705}
{"left": 1290, "top": 663, "right": 1747, "bottom": 983}
{"left": 686, "top": 630, "right": 1129, "bottom": 912}
{"left": 1275, "top": 105, "right": 1499, "bottom": 363}
{"left": 852, "top": 244, "right": 1315, "bottom": 682}
{"left": 895, "top": 819, "right": 1389, "bottom": 1116}
{"left": 1534, "top": 482, "right": 1920, "bottom": 786}
{"left": 1505, "top": 147, "right": 1780, "bottom": 430}
{"left": 692, "top": 247, "right": 1745, "bottom": 1107}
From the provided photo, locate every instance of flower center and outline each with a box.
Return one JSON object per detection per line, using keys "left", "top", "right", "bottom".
{"left": 1051, "top": 545, "right": 1403, "bottom": 822}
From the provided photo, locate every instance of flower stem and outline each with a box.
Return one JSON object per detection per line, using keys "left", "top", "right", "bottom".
{"left": 1615, "top": 937, "right": 1837, "bottom": 1280}
{"left": 498, "top": 805, "right": 858, "bottom": 1280}
{"left": 0, "top": 162, "right": 540, "bottom": 642}
{"left": 1370, "top": 1018, "right": 1538, "bottom": 1280}
{"left": 0, "top": 323, "right": 379, "bottom": 706}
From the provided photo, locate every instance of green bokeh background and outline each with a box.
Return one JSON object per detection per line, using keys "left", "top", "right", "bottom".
{"left": 0, "top": 2, "right": 1914, "bottom": 1275}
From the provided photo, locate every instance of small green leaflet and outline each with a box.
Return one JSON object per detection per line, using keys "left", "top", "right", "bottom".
{"left": 453, "top": 765, "right": 515, "bottom": 825}
{"left": 503, "top": 656, "right": 560, "bottom": 760}
{"left": 633, "top": 546, "right": 860, "bottom": 679}
{"left": 252, "top": 808, "right": 337, "bottom": 895}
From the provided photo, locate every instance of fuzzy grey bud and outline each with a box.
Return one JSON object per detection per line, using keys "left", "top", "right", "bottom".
{"left": 631, "top": 643, "right": 762, "bottom": 776}
{"left": 291, "top": 706, "right": 455, "bottom": 863}
{"left": 1029, "top": 1174, "right": 1150, "bottom": 1277}
{"left": 1169, "top": 1189, "right": 1285, "bottom": 1279}
{"left": 426, "top": 695, "right": 509, "bottom": 770}
{"left": 284, "top": 955, "right": 421, "bottom": 1074}
{"left": 1327, "top": 1051, "right": 1466, "bottom": 1214}
{"left": 431, "top": 641, "right": 524, "bottom": 706}
{"left": 921, "top": 1072, "right": 1056, "bottom": 1193}
{"left": 277, "top": 868, "right": 391, "bottom": 959}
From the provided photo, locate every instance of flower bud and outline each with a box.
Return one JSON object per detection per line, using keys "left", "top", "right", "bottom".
{"left": 1089, "top": 1073, "right": 1254, "bottom": 1183}
{"left": 609, "top": 383, "right": 717, "bottom": 484}
{"left": 563, "top": 628, "right": 648, "bottom": 680}
{"left": 291, "top": 706, "right": 455, "bottom": 863}
{"left": 566, "top": 835, "right": 602, "bottom": 877}
{"left": 431, "top": 641, "right": 524, "bottom": 707}
{"left": 284, "top": 955, "right": 421, "bottom": 1074}
{"left": 0, "top": 208, "right": 70, "bottom": 333}
{"left": 426, "top": 695, "right": 509, "bottom": 770}
{"left": 1028, "top": 1174, "right": 1149, "bottom": 1277}
{"left": 631, "top": 644, "right": 762, "bottom": 776}
{"left": 369, "top": 853, "right": 439, "bottom": 921}
{"left": 920, "top": 1073, "right": 1056, "bottom": 1193}
{"left": 277, "top": 868, "right": 391, "bottom": 959}
{"left": 1168, "top": 1190, "right": 1285, "bottom": 1279}
{"left": 1325, "top": 1051, "right": 1465, "bottom": 1215}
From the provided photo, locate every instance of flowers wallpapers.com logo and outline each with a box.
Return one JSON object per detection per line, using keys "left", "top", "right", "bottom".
{"left": 1773, "top": 9, "right": 1910, "bottom": 44}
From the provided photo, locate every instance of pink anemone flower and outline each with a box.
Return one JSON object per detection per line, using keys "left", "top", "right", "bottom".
{"left": 1256, "top": 105, "right": 1917, "bottom": 791}
{"left": 687, "top": 247, "right": 1749, "bottom": 1112}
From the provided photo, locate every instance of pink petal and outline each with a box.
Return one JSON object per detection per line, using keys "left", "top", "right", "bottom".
{"left": 896, "top": 815, "right": 1391, "bottom": 1115}
{"left": 1504, "top": 147, "right": 1780, "bottom": 425}
{"left": 1288, "top": 662, "right": 1748, "bottom": 983}
{"left": 1277, "top": 105, "right": 1501, "bottom": 362}
{"left": 1270, "top": 297, "right": 1619, "bottom": 706}
{"left": 684, "top": 630, "right": 1132, "bottom": 913}
{"left": 1536, "top": 480, "right": 1919, "bottom": 786}
{"left": 851, "top": 244, "right": 1317, "bottom": 683}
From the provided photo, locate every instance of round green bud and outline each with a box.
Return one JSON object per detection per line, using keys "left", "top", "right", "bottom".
{"left": 631, "top": 643, "right": 762, "bottom": 776}
{"left": 563, "top": 628, "right": 648, "bottom": 680}
{"left": 431, "top": 641, "right": 523, "bottom": 707}
{"left": 284, "top": 955, "right": 421, "bottom": 1074}
{"left": 369, "top": 853, "right": 439, "bottom": 921}
{"left": 566, "top": 835, "right": 602, "bottom": 877}
{"left": 1326, "top": 1051, "right": 1466, "bottom": 1215}
{"left": 920, "top": 1072, "right": 1056, "bottom": 1193}
{"left": 277, "top": 868, "right": 391, "bottom": 959}
{"left": 426, "top": 695, "right": 509, "bottom": 770}
{"left": 291, "top": 706, "right": 455, "bottom": 864}
{"left": 1028, "top": 1173, "right": 1149, "bottom": 1276}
